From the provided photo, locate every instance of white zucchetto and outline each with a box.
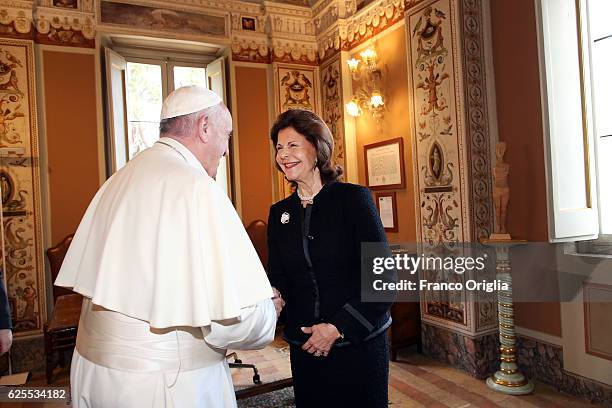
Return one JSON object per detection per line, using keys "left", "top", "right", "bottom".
{"left": 160, "top": 85, "right": 223, "bottom": 120}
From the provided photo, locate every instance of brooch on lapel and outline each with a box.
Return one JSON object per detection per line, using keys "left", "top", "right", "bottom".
{"left": 281, "top": 212, "right": 290, "bottom": 224}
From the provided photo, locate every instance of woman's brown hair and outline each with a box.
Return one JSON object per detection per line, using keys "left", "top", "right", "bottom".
{"left": 270, "top": 109, "right": 343, "bottom": 184}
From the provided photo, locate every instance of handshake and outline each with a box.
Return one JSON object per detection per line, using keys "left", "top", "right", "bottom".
{"left": 271, "top": 287, "right": 285, "bottom": 318}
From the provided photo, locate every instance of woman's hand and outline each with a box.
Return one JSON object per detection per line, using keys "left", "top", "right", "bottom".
{"left": 301, "top": 323, "right": 341, "bottom": 357}
{"left": 271, "top": 287, "right": 285, "bottom": 318}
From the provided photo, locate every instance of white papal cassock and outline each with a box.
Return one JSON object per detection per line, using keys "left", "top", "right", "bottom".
{"left": 55, "top": 137, "right": 276, "bottom": 408}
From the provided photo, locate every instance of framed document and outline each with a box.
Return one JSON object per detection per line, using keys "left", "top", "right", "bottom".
{"left": 375, "top": 191, "right": 398, "bottom": 232}
{"left": 364, "top": 138, "right": 405, "bottom": 190}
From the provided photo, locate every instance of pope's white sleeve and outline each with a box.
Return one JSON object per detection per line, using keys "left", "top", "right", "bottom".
{"left": 203, "top": 298, "right": 276, "bottom": 350}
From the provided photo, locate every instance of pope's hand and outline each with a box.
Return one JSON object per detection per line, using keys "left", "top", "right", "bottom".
{"left": 272, "top": 287, "right": 285, "bottom": 318}
{"left": 301, "top": 323, "right": 341, "bottom": 357}
{"left": 0, "top": 329, "right": 12, "bottom": 355}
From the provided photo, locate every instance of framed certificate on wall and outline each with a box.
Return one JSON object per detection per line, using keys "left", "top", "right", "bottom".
{"left": 375, "top": 191, "right": 398, "bottom": 232}
{"left": 364, "top": 138, "right": 405, "bottom": 190}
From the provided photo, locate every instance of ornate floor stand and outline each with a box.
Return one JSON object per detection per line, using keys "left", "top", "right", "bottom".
{"left": 481, "top": 239, "right": 534, "bottom": 395}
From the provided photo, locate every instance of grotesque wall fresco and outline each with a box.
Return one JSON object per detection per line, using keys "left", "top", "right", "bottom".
{"left": 0, "top": 39, "right": 45, "bottom": 335}
{"left": 408, "top": 0, "right": 468, "bottom": 330}
{"left": 407, "top": 0, "right": 495, "bottom": 336}
{"left": 409, "top": 1, "right": 466, "bottom": 246}
{"left": 320, "top": 57, "right": 346, "bottom": 172}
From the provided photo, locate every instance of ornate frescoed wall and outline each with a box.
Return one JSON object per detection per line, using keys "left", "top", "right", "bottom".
{"left": 0, "top": 39, "right": 44, "bottom": 336}
{"left": 408, "top": 0, "right": 467, "bottom": 246}
{"left": 320, "top": 56, "right": 346, "bottom": 172}
{"left": 407, "top": 0, "right": 495, "bottom": 339}
{"left": 407, "top": 0, "right": 469, "bottom": 333}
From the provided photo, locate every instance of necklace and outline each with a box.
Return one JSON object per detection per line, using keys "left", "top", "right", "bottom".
{"left": 297, "top": 189, "right": 314, "bottom": 201}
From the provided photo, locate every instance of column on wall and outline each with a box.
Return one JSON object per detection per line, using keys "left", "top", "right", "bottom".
{"left": 0, "top": 2, "right": 46, "bottom": 345}
{"left": 405, "top": 0, "right": 498, "bottom": 377}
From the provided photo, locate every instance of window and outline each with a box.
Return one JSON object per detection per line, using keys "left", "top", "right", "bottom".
{"left": 125, "top": 59, "right": 207, "bottom": 160}
{"left": 536, "top": 0, "right": 611, "bottom": 248}
{"left": 103, "top": 43, "right": 232, "bottom": 198}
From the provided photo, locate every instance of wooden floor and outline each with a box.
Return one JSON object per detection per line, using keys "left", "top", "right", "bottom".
{"left": 0, "top": 338, "right": 603, "bottom": 407}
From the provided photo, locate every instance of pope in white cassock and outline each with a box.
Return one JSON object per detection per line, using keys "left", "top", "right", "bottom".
{"left": 55, "top": 86, "right": 281, "bottom": 407}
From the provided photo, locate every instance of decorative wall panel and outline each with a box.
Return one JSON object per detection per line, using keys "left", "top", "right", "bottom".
{"left": 460, "top": 0, "right": 493, "bottom": 240}
{"left": 406, "top": 0, "right": 496, "bottom": 336}
{"left": 275, "top": 64, "right": 319, "bottom": 113}
{"left": 0, "top": 39, "right": 44, "bottom": 336}
{"left": 408, "top": 0, "right": 468, "bottom": 246}
{"left": 320, "top": 56, "right": 346, "bottom": 171}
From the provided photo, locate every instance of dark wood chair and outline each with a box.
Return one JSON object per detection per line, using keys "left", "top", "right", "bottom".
{"left": 44, "top": 234, "right": 82, "bottom": 383}
{"left": 246, "top": 219, "right": 268, "bottom": 268}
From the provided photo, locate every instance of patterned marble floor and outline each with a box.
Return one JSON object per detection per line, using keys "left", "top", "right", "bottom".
{"left": 387, "top": 352, "right": 599, "bottom": 408}
{"left": 1, "top": 339, "right": 604, "bottom": 407}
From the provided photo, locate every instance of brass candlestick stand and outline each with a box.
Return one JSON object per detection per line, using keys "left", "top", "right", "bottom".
{"left": 481, "top": 238, "right": 534, "bottom": 395}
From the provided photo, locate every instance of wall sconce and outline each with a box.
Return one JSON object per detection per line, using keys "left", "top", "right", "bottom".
{"left": 345, "top": 47, "right": 385, "bottom": 125}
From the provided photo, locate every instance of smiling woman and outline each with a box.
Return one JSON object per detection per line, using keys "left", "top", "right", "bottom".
{"left": 270, "top": 109, "right": 343, "bottom": 196}
{"left": 267, "top": 109, "right": 393, "bottom": 408}
{"left": 275, "top": 127, "right": 319, "bottom": 193}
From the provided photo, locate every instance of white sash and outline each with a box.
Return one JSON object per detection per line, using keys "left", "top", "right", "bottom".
{"left": 76, "top": 298, "right": 225, "bottom": 373}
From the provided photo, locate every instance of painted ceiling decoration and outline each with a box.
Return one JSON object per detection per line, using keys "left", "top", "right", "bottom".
{"left": 0, "top": 0, "right": 418, "bottom": 63}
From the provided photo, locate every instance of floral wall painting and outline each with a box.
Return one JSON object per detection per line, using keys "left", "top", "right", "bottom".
{"left": 320, "top": 58, "right": 345, "bottom": 171}
{"left": 0, "top": 48, "right": 27, "bottom": 149}
{"left": 409, "top": 0, "right": 464, "bottom": 247}
{"left": 0, "top": 39, "right": 45, "bottom": 336}
{"left": 408, "top": 0, "right": 470, "bottom": 331}
{"left": 99, "top": 1, "right": 227, "bottom": 38}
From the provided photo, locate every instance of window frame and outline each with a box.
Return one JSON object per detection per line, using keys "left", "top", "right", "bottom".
{"left": 536, "top": 0, "right": 601, "bottom": 243}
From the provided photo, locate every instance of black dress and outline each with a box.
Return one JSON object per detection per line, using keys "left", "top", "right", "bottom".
{"left": 267, "top": 182, "right": 394, "bottom": 408}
